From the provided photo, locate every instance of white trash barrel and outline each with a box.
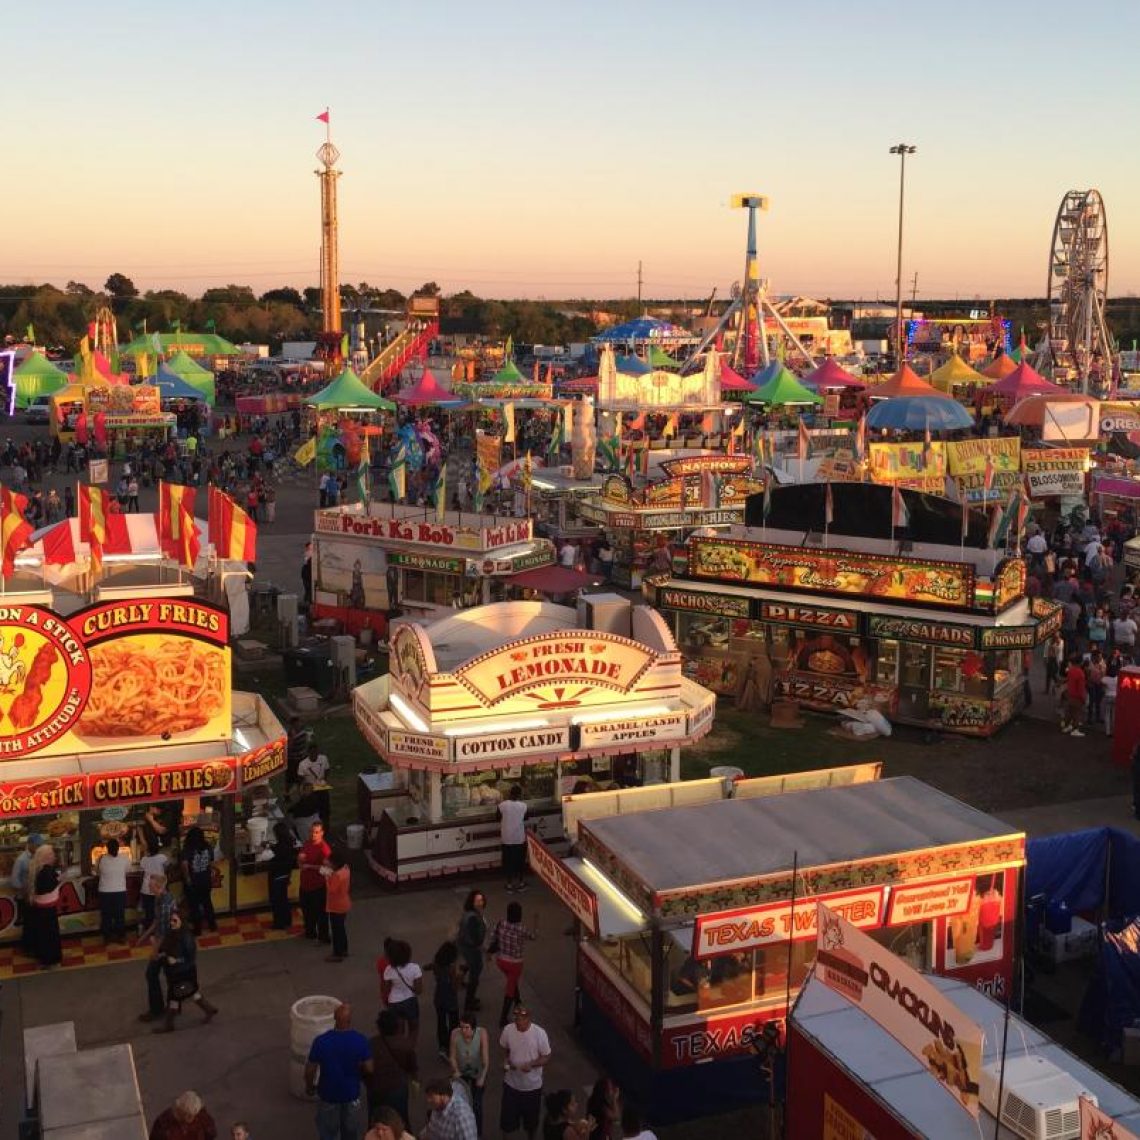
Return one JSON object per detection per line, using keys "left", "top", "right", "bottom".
{"left": 345, "top": 823, "right": 365, "bottom": 850}
{"left": 289, "top": 995, "right": 341, "bottom": 1099}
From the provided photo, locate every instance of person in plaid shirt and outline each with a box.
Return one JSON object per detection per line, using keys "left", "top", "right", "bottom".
{"left": 137, "top": 873, "right": 179, "bottom": 1022}
{"left": 491, "top": 901, "right": 537, "bottom": 1028}
{"left": 422, "top": 1078, "right": 478, "bottom": 1140}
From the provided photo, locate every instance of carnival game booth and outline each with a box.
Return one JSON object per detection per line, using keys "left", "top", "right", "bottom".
{"left": 0, "top": 595, "right": 286, "bottom": 946}
{"left": 531, "top": 775, "right": 1025, "bottom": 1122}
{"left": 351, "top": 597, "right": 717, "bottom": 882}
{"left": 578, "top": 458, "right": 764, "bottom": 589}
{"left": 647, "top": 485, "right": 1062, "bottom": 737}
{"left": 787, "top": 970, "right": 1140, "bottom": 1139}
{"left": 311, "top": 502, "right": 555, "bottom": 637}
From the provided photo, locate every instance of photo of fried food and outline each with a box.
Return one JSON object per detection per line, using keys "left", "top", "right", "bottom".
{"left": 77, "top": 637, "right": 226, "bottom": 738}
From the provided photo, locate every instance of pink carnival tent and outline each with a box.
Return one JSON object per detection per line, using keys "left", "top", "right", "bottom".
{"left": 396, "top": 368, "right": 461, "bottom": 406}
{"left": 987, "top": 362, "right": 1065, "bottom": 401}
{"left": 804, "top": 358, "right": 865, "bottom": 390}
{"left": 719, "top": 360, "right": 755, "bottom": 392}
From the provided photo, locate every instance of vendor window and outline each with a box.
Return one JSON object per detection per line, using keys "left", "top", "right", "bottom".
{"left": 875, "top": 639, "right": 900, "bottom": 685}
{"left": 934, "top": 649, "right": 989, "bottom": 697}
{"left": 991, "top": 650, "right": 1022, "bottom": 696}
{"left": 900, "top": 643, "right": 931, "bottom": 689}
{"left": 677, "top": 613, "right": 729, "bottom": 653}
{"left": 401, "top": 570, "right": 454, "bottom": 607}
{"left": 869, "top": 920, "right": 931, "bottom": 971}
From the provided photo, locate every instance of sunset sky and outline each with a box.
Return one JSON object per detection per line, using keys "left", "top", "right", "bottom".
{"left": 9, "top": 1, "right": 1140, "bottom": 301}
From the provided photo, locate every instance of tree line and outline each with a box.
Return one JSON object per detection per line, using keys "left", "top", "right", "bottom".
{"left": 4, "top": 276, "right": 1140, "bottom": 354}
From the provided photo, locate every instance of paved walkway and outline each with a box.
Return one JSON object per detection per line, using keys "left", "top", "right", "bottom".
{"left": 0, "top": 873, "right": 601, "bottom": 1139}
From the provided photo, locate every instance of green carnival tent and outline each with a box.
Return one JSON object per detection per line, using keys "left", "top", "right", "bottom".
{"left": 11, "top": 352, "right": 69, "bottom": 409}
{"left": 489, "top": 358, "right": 525, "bottom": 386}
{"left": 648, "top": 345, "right": 683, "bottom": 370}
{"left": 163, "top": 351, "right": 217, "bottom": 405}
{"left": 306, "top": 367, "right": 395, "bottom": 411}
{"left": 119, "top": 332, "right": 240, "bottom": 358}
{"left": 744, "top": 365, "right": 822, "bottom": 407}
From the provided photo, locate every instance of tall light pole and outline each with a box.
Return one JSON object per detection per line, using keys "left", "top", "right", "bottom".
{"left": 889, "top": 143, "right": 916, "bottom": 366}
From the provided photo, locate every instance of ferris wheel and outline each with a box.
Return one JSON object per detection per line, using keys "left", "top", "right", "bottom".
{"left": 1045, "top": 189, "right": 1113, "bottom": 390}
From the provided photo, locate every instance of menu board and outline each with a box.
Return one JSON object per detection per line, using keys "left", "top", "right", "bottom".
{"left": 0, "top": 599, "right": 230, "bottom": 760}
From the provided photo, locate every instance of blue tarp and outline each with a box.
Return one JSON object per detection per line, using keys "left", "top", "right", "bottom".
{"left": 153, "top": 366, "right": 207, "bottom": 402}
{"left": 1110, "top": 829, "right": 1140, "bottom": 920}
{"left": 1085, "top": 919, "right": 1140, "bottom": 1051}
{"left": 1026, "top": 828, "right": 1109, "bottom": 913}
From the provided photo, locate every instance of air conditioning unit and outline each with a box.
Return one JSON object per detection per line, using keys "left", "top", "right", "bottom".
{"left": 979, "top": 1055, "right": 1093, "bottom": 1140}
{"left": 329, "top": 635, "right": 357, "bottom": 691}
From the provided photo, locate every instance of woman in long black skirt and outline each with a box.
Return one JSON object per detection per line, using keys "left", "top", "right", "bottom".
{"left": 30, "top": 845, "right": 62, "bottom": 969}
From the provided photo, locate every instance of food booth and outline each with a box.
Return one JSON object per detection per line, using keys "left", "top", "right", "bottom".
{"left": 351, "top": 596, "right": 717, "bottom": 882}
{"left": 311, "top": 503, "right": 556, "bottom": 637}
{"left": 50, "top": 383, "right": 176, "bottom": 450}
{"left": 787, "top": 970, "right": 1140, "bottom": 1139}
{"left": 0, "top": 596, "right": 286, "bottom": 945}
{"left": 648, "top": 530, "right": 1062, "bottom": 736}
{"left": 531, "top": 774, "right": 1025, "bottom": 1121}
{"left": 577, "top": 458, "right": 763, "bottom": 589}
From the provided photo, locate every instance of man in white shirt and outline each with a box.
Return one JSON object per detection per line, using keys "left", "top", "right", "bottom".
{"left": 499, "top": 1007, "right": 550, "bottom": 1140}
{"left": 97, "top": 837, "right": 132, "bottom": 943}
{"left": 559, "top": 541, "right": 577, "bottom": 569}
{"left": 1026, "top": 531, "right": 1048, "bottom": 557}
{"left": 498, "top": 785, "right": 528, "bottom": 892}
{"left": 298, "top": 742, "right": 332, "bottom": 828}
{"left": 1115, "top": 614, "right": 1138, "bottom": 652}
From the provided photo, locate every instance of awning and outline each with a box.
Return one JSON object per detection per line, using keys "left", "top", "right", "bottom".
{"left": 507, "top": 565, "right": 603, "bottom": 594}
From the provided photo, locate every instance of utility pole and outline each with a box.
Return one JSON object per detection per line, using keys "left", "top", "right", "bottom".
{"left": 910, "top": 272, "right": 919, "bottom": 306}
{"left": 889, "top": 143, "right": 917, "bottom": 366}
{"left": 637, "top": 261, "right": 643, "bottom": 315}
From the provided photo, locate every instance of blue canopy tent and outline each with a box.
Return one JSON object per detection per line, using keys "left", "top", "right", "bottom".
{"left": 864, "top": 394, "right": 975, "bottom": 431}
{"left": 592, "top": 317, "right": 697, "bottom": 344}
{"left": 615, "top": 355, "right": 652, "bottom": 375}
{"left": 154, "top": 366, "right": 208, "bottom": 402}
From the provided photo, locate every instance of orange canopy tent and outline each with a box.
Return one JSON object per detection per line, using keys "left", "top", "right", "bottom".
{"left": 867, "top": 364, "right": 948, "bottom": 399}
{"left": 981, "top": 354, "right": 1018, "bottom": 380}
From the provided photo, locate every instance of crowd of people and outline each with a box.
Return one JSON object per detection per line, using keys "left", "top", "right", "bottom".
{"left": 1024, "top": 512, "right": 1139, "bottom": 738}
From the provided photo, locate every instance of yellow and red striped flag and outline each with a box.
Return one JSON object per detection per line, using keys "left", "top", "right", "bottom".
{"left": 79, "top": 484, "right": 110, "bottom": 576}
{"left": 209, "top": 486, "right": 257, "bottom": 562}
{"left": 158, "top": 481, "right": 200, "bottom": 568}
{"left": 0, "top": 486, "right": 33, "bottom": 578}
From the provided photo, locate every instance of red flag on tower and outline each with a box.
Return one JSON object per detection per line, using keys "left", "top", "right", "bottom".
{"left": 0, "top": 486, "right": 33, "bottom": 578}
{"left": 316, "top": 110, "right": 330, "bottom": 124}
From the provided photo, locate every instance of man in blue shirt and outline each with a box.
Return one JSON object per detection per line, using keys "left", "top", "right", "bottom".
{"left": 305, "top": 1003, "right": 372, "bottom": 1140}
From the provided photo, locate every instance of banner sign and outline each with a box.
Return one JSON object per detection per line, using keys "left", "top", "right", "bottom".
{"left": 526, "top": 833, "right": 599, "bottom": 935}
{"left": 658, "top": 588, "right": 750, "bottom": 618}
{"left": 0, "top": 599, "right": 229, "bottom": 761}
{"left": 761, "top": 602, "right": 858, "bottom": 632}
{"left": 689, "top": 538, "right": 975, "bottom": 610}
{"left": 578, "top": 712, "right": 686, "bottom": 749}
{"left": 886, "top": 878, "right": 974, "bottom": 925}
{"left": 455, "top": 631, "right": 654, "bottom": 707}
{"left": 868, "top": 615, "right": 974, "bottom": 648}
{"left": 815, "top": 903, "right": 983, "bottom": 1118}
{"left": 87, "top": 385, "right": 161, "bottom": 416}
{"left": 316, "top": 511, "right": 532, "bottom": 551}
{"left": 0, "top": 736, "right": 284, "bottom": 818}
{"left": 868, "top": 441, "right": 946, "bottom": 482}
{"left": 945, "top": 437, "right": 1020, "bottom": 476}
{"left": 451, "top": 725, "right": 571, "bottom": 762}
{"left": 694, "top": 888, "right": 884, "bottom": 959}
{"left": 955, "top": 469, "right": 1022, "bottom": 504}
{"left": 1022, "top": 448, "right": 1089, "bottom": 499}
